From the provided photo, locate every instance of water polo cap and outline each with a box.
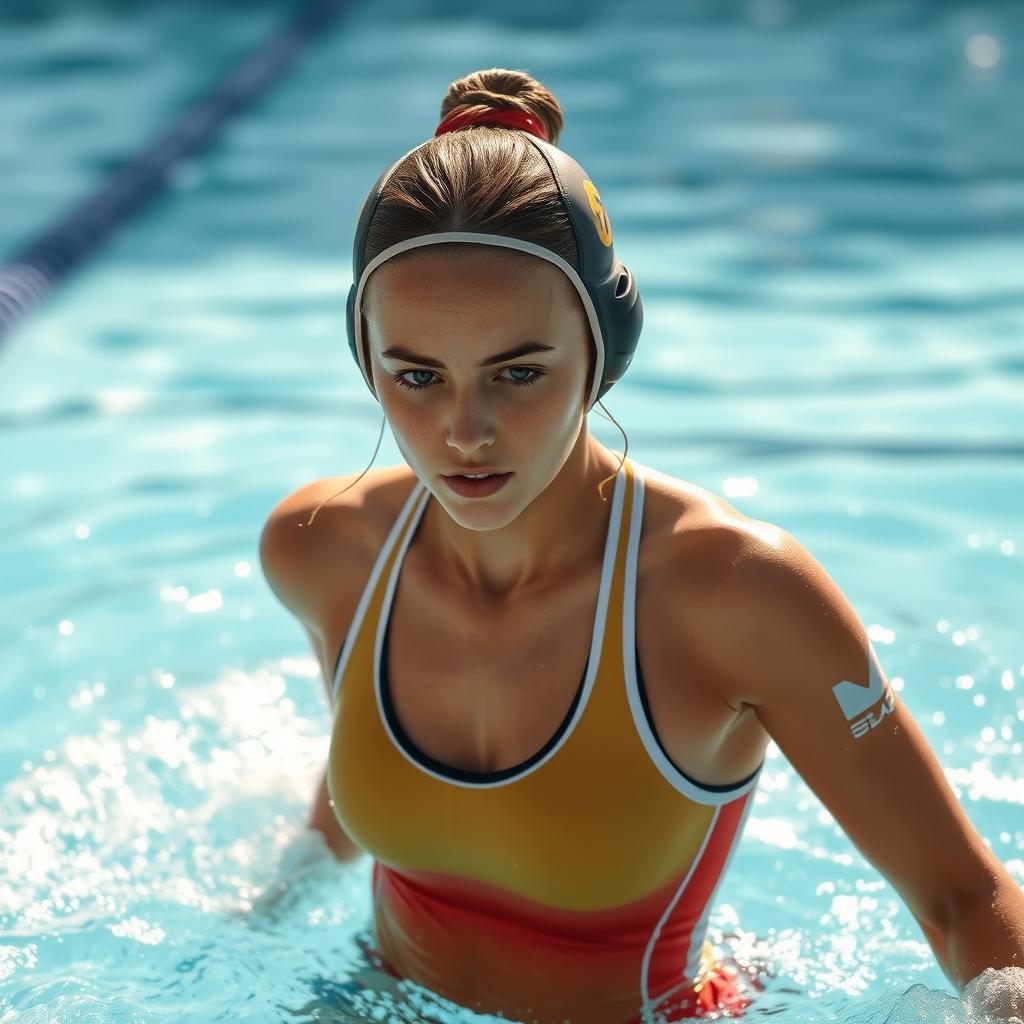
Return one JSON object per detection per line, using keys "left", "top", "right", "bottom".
{"left": 345, "top": 106, "right": 643, "bottom": 413}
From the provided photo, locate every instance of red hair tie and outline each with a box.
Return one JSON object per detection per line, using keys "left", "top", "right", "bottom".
{"left": 435, "top": 106, "right": 549, "bottom": 142}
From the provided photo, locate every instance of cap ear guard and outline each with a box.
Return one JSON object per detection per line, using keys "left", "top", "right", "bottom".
{"left": 346, "top": 140, "right": 430, "bottom": 402}
{"left": 520, "top": 135, "right": 642, "bottom": 406}
{"left": 345, "top": 135, "right": 642, "bottom": 410}
{"left": 344, "top": 278, "right": 360, "bottom": 386}
{"left": 582, "top": 250, "right": 642, "bottom": 406}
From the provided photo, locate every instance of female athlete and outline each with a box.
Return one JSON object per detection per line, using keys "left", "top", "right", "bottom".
{"left": 259, "top": 67, "right": 1024, "bottom": 1023}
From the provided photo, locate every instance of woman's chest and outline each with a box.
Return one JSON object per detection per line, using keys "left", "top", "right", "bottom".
{"left": 383, "top": 506, "right": 767, "bottom": 789}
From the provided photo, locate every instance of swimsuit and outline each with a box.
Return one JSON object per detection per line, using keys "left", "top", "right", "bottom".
{"left": 327, "top": 457, "right": 763, "bottom": 1022}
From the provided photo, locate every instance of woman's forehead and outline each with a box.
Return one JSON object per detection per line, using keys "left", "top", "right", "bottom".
{"left": 365, "top": 247, "right": 575, "bottom": 311}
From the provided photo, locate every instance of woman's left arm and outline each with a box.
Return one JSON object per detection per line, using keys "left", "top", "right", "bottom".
{"left": 681, "top": 523, "right": 1024, "bottom": 1011}
{"left": 943, "top": 877, "right": 1024, "bottom": 1008}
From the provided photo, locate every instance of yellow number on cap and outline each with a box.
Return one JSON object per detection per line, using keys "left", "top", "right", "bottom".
{"left": 582, "top": 179, "right": 613, "bottom": 247}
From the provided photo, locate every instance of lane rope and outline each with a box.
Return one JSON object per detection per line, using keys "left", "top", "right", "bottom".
{"left": 0, "top": 0, "right": 352, "bottom": 346}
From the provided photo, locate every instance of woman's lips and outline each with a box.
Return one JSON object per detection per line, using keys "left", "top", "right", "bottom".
{"left": 442, "top": 472, "right": 513, "bottom": 498}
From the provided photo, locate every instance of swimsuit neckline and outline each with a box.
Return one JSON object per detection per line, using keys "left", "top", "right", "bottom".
{"left": 375, "top": 459, "right": 629, "bottom": 786}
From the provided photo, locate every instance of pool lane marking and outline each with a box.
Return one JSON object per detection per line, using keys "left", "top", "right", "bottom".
{"left": 0, "top": 0, "right": 354, "bottom": 346}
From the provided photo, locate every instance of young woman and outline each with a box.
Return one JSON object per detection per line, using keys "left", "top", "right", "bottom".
{"left": 259, "top": 68, "right": 1023, "bottom": 1024}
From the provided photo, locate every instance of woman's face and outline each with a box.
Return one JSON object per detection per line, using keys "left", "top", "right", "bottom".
{"left": 362, "top": 246, "right": 593, "bottom": 528}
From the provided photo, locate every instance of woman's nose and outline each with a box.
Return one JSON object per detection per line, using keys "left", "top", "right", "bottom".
{"left": 445, "top": 392, "right": 495, "bottom": 451}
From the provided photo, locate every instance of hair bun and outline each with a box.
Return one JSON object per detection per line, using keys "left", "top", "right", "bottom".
{"left": 440, "top": 68, "right": 564, "bottom": 146}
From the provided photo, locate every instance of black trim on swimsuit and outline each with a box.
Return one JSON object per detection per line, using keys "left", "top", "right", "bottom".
{"left": 332, "top": 633, "right": 347, "bottom": 688}
{"left": 380, "top": 612, "right": 589, "bottom": 784}
{"left": 634, "top": 645, "right": 764, "bottom": 793}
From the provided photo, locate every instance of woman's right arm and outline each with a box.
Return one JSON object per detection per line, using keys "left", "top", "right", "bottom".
{"left": 259, "top": 482, "right": 367, "bottom": 864}
{"left": 308, "top": 763, "right": 365, "bottom": 863}
{"left": 299, "top": 617, "right": 367, "bottom": 864}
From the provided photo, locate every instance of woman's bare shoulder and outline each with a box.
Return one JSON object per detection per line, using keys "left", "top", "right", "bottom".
{"left": 629, "top": 457, "right": 771, "bottom": 546}
{"left": 258, "top": 465, "right": 418, "bottom": 622}
{"left": 632, "top": 458, "right": 796, "bottom": 628}
{"left": 634, "top": 461, "right": 800, "bottom": 716}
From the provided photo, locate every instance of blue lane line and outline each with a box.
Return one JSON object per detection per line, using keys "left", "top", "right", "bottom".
{"left": 0, "top": 0, "right": 353, "bottom": 347}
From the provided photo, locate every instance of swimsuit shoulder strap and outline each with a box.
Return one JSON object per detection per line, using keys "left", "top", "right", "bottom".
{"left": 330, "top": 476, "right": 426, "bottom": 704}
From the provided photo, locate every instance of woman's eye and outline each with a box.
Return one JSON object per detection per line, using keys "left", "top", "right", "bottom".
{"left": 390, "top": 366, "right": 546, "bottom": 392}
{"left": 392, "top": 369, "right": 436, "bottom": 391}
{"left": 505, "top": 366, "right": 544, "bottom": 387}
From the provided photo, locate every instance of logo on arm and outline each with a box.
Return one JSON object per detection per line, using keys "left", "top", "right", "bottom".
{"left": 581, "top": 180, "right": 613, "bottom": 247}
{"left": 831, "top": 642, "right": 896, "bottom": 740}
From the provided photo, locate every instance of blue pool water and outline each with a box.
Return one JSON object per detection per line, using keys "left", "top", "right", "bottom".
{"left": 1, "top": 1, "right": 1022, "bottom": 1021}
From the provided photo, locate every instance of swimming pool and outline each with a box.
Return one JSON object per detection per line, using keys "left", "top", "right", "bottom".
{"left": 1, "top": 1, "right": 1022, "bottom": 1021}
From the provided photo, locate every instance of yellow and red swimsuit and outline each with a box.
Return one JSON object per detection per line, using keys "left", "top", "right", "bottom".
{"left": 328, "top": 457, "right": 762, "bottom": 1022}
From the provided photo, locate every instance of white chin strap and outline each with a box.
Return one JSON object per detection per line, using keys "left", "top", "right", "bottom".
{"left": 352, "top": 232, "right": 606, "bottom": 413}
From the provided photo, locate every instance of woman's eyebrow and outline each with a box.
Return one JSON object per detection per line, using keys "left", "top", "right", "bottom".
{"left": 380, "top": 341, "right": 556, "bottom": 369}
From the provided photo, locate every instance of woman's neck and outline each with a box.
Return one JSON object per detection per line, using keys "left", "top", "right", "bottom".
{"left": 421, "top": 434, "right": 623, "bottom": 602}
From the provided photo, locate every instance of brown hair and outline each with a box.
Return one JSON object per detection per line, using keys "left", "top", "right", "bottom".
{"left": 304, "top": 68, "right": 628, "bottom": 528}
